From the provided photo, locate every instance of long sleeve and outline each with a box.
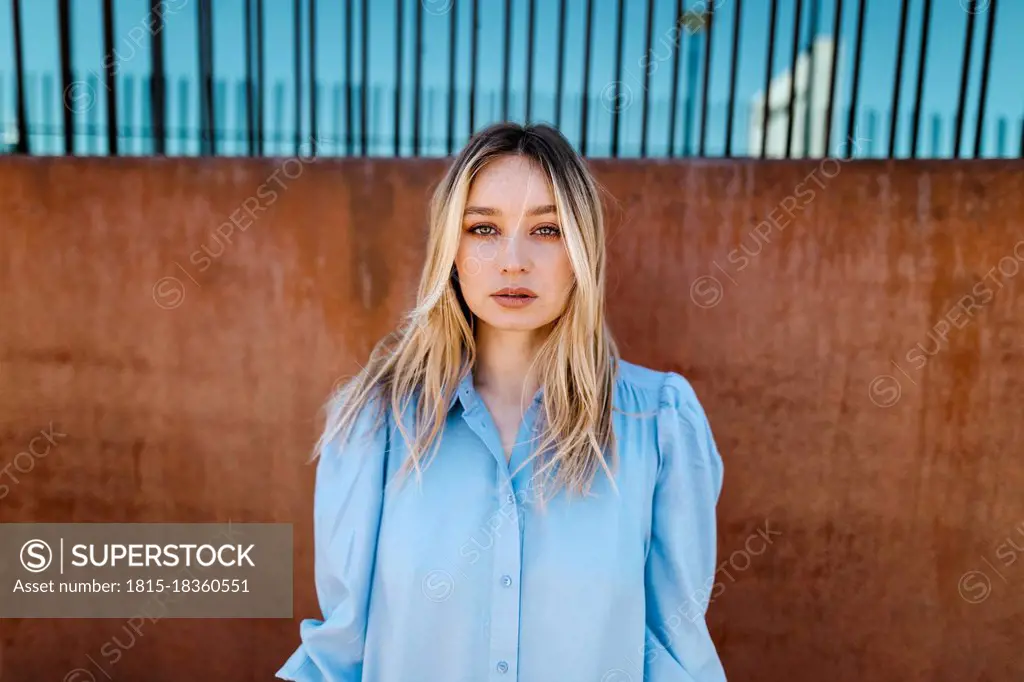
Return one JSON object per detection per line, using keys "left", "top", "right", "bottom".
{"left": 277, "top": 398, "right": 390, "bottom": 682}
{"left": 644, "top": 372, "right": 727, "bottom": 682}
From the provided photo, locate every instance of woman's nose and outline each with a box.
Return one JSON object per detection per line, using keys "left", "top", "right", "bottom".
{"left": 498, "top": 229, "right": 529, "bottom": 274}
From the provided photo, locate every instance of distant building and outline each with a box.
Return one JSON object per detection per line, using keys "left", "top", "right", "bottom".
{"left": 748, "top": 36, "right": 838, "bottom": 158}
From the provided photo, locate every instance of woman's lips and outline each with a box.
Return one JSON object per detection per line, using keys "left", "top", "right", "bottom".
{"left": 491, "top": 290, "right": 537, "bottom": 309}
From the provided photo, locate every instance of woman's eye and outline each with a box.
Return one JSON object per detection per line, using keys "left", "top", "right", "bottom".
{"left": 534, "top": 225, "right": 561, "bottom": 237}
{"left": 470, "top": 224, "right": 498, "bottom": 236}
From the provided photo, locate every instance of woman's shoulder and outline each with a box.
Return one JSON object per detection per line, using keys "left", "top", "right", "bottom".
{"left": 612, "top": 359, "right": 720, "bottom": 480}
{"left": 613, "top": 358, "right": 702, "bottom": 413}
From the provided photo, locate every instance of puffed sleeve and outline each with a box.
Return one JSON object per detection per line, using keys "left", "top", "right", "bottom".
{"left": 644, "top": 371, "right": 727, "bottom": 681}
{"left": 276, "top": 397, "right": 389, "bottom": 682}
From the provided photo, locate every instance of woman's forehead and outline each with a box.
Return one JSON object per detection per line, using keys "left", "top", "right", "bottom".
{"left": 467, "top": 156, "right": 554, "bottom": 205}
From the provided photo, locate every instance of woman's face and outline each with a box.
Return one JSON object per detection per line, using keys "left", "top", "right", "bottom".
{"left": 455, "top": 155, "right": 575, "bottom": 332}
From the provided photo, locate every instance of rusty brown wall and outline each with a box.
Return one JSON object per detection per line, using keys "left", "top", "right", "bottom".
{"left": 1, "top": 155, "right": 1022, "bottom": 682}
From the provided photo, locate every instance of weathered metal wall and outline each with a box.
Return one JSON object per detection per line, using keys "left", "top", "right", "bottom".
{"left": 0, "top": 156, "right": 1021, "bottom": 681}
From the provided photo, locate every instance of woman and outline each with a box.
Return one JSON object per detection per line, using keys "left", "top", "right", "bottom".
{"left": 277, "top": 122, "right": 726, "bottom": 682}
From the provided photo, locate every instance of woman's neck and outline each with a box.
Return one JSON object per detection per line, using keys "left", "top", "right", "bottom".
{"left": 472, "top": 320, "right": 549, "bottom": 407}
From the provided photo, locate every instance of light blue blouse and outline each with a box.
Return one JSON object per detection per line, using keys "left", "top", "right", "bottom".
{"left": 277, "top": 358, "right": 726, "bottom": 682}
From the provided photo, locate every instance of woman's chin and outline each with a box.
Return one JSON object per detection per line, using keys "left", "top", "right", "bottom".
{"left": 477, "top": 308, "right": 549, "bottom": 332}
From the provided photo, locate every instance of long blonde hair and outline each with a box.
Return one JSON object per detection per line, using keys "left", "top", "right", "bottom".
{"left": 314, "top": 122, "right": 622, "bottom": 502}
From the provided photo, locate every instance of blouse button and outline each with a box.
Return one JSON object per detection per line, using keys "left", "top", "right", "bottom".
{"left": 496, "top": 660, "right": 509, "bottom": 674}
{"left": 506, "top": 493, "right": 515, "bottom": 504}
{"left": 501, "top": 574, "right": 512, "bottom": 587}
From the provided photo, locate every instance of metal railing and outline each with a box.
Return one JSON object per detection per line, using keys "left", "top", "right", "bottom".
{"left": 1, "top": 0, "right": 1020, "bottom": 159}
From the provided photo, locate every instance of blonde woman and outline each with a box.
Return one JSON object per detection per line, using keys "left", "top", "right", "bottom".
{"left": 277, "top": 122, "right": 726, "bottom": 682}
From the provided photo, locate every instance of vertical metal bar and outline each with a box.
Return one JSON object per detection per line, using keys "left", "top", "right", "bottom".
{"left": 554, "top": 0, "right": 565, "bottom": 129}
{"left": 823, "top": 0, "right": 843, "bottom": 156}
{"left": 207, "top": 1, "right": 217, "bottom": 154}
{"left": 910, "top": 0, "right": 932, "bottom": 159}
{"left": 412, "top": 0, "right": 421, "bottom": 154}
{"left": 208, "top": 0, "right": 217, "bottom": 154}
{"left": 244, "top": 0, "right": 254, "bottom": 155}
{"left": 344, "top": 0, "right": 353, "bottom": 155}
{"left": 363, "top": 0, "right": 370, "bottom": 155}
{"left": 525, "top": 0, "right": 535, "bottom": 123}
{"left": 784, "top": 0, "right": 803, "bottom": 158}
{"left": 844, "top": 0, "right": 865, "bottom": 158}
{"left": 309, "top": 0, "right": 317, "bottom": 155}
{"left": 888, "top": 0, "right": 909, "bottom": 158}
{"left": 446, "top": 0, "right": 456, "bottom": 152}
{"left": 151, "top": 0, "right": 167, "bottom": 155}
{"left": 197, "top": 0, "right": 212, "bottom": 155}
{"left": 396, "top": 0, "right": 404, "bottom": 156}
{"left": 953, "top": 0, "right": 977, "bottom": 158}
{"left": 724, "top": 0, "right": 743, "bottom": 157}
{"left": 697, "top": 2, "right": 714, "bottom": 157}
{"left": 470, "top": 0, "right": 479, "bottom": 134}
{"left": 208, "top": 1, "right": 217, "bottom": 154}
{"left": 502, "top": 0, "right": 511, "bottom": 121}
{"left": 638, "top": 0, "right": 654, "bottom": 157}
{"left": 11, "top": 0, "right": 28, "bottom": 154}
{"left": 294, "top": 0, "right": 302, "bottom": 155}
{"left": 101, "top": 0, "right": 118, "bottom": 155}
{"left": 973, "top": 0, "right": 997, "bottom": 158}
{"left": 612, "top": 0, "right": 626, "bottom": 157}
{"left": 256, "top": 0, "right": 265, "bottom": 156}
{"left": 759, "top": 0, "right": 778, "bottom": 158}
{"left": 58, "top": 0, "right": 73, "bottom": 154}
{"left": 194, "top": 1, "right": 204, "bottom": 151}
{"left": 580, "top": 0, "right": 593, "bottom": 155}
{"left": 666, "top": 0, "right": 683, "bottom": 157}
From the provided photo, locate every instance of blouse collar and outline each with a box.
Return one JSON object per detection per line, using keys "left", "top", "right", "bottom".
{"left": 448, "top": 368, "right": 544, "bottom": 413}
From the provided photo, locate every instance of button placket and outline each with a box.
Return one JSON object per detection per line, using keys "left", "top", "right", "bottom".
{"left": 488, "top": 469, "right": 522, "bottom": 681}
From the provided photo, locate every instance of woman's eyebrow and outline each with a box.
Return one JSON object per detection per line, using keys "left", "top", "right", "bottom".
{"left": 464, "top": 204, "right": 557, "bottom": 217}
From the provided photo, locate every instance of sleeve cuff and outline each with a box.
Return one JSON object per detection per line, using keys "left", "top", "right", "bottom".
{"left": 276, "top": 647, "right": 320, "bottom": 681}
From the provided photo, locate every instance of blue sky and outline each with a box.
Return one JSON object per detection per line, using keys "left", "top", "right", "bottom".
{"left": 0, "top": 0, "right": 1021, "bottom": 157}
